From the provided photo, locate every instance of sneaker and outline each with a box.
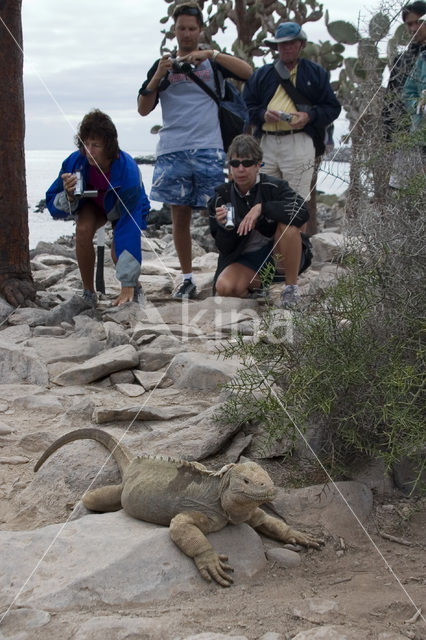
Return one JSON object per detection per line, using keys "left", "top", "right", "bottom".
{"left": 172, "top": 279, "right": 197, "bottom": 300}
{"left": 82, "top": 289, "right": 97, "bottom": 308}
{"left": 281, "top": 285, "right": 300, "bottom": 308}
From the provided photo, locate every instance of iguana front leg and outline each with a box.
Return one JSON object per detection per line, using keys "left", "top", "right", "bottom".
{"left": 247, "top": 508, "right": 323, "bottom": 549}
{"left": 169, "top": 511, "right": 233, "bottom": 587}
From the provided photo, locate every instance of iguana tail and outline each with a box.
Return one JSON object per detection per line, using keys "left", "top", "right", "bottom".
{"left": 34, "top": 428, "right": 132, "bottom": 476}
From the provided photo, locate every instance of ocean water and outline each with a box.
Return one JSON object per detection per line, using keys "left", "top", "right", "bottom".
{"left": 26, "top": 150, "right": 350, "bottom": 250}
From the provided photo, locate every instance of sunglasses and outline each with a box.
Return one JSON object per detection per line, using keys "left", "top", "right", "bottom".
{"left": 175, "top": 7, "right": 201, "bottom": 17}
{"left": 229, "top": 159, "right": 257, "bottom": 168}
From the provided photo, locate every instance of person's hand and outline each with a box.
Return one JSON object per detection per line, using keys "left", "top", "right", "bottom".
{"left": 153, "top": 54, "right": 173, "bottom": 80}
{"left": 179, "top": 49, "right": 212, "bottom": 66}
{"left": 237, "top": 204, "right": 262, "bottom": 236}
{"left": 264, "top": 109, "right": 282, "bottom": 124}
{"left": 215, "top": 205, "right": 228, "bottom": 225}
{"left": 113, "top": 286, "right": 134, "bottom": 306}
{"left": 61, "top": 172, "right": 78, "bottom": 199}
{"left": 290, "top": 111, "right": 310, "bottom": 130}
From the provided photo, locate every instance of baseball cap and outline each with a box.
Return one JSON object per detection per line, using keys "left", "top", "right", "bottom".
{"left": 264, "top": 22, "right": 308, "bottom": 46}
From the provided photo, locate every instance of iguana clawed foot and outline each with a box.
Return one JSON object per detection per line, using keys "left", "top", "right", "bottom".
{"left": 194, "top": 549, "right": 234, "bottom": 587}
{"left": 285, "top": 527, "right": 324, "bottom": 550}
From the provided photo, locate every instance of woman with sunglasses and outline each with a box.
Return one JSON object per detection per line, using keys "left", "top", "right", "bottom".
{"left": 208, "top": 134, "right": 311, "bottom": 307}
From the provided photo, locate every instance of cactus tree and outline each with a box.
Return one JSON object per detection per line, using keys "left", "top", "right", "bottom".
{"left": 160, "top": 0, "right": 324, "bottom": 63}
{"left": 325, "top": 11, "right": 392, "bottom": 213}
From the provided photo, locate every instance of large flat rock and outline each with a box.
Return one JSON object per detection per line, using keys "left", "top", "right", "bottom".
{"left": 271, "top": 481, "right": 373, "bottom": 542}
{"left": 147, "top": 404, "right": 241, "bottom": 460}
{"left": 0, "top": 512, "right": 266, "bottom": 611}
{"left": 53, "top": 344, "right": 140, "bottom": 385}
{"left": 25, "top": 335, "right": 104, "bottom": 365}
{"left": 168, "top": 352, "right": 239, "bottom": 392}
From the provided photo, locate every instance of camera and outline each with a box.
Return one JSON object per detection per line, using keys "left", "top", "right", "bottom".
{"left": 171, "top": 58, "right": 196, "bottom": 74}
{"left": 224, "top": 204, "right": 235, "bottom": 230}
{"left": 74, "top": 171, "right": 84, "bottom": 196}
{"left": 278, "top": 111, "right": 293, "bottom": 123}
{"left": 72, "top": 172, "right": 98, "bottom": 198}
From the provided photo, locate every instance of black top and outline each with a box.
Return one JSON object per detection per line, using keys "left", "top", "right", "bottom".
{"left": 208, "top": 173, "right": 309, "bottom": 281}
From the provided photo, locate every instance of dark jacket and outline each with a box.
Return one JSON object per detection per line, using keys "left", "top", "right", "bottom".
{"left": 383, "top": 43, "right": 426, "bottom": 139}
{"left": 242, "top": 59, "right": 341, "bottom": 153}
{"left": 208, "top": 173, "right": 309, "bottom": 281}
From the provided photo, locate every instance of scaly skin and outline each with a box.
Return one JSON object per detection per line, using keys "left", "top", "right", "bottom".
{"left": 34, "top": 428, "right": 323, "bottom": 586}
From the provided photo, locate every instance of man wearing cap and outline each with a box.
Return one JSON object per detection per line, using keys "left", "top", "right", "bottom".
{"left": 243, "top": 22, "right": 341, "bottom": 202}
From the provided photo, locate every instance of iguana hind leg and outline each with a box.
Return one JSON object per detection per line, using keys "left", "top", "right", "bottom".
{"left": 82, "top": 484, "right": 123, "bottom": 512}
{"left": 169, "top": 511, "right": 233, "bottom": 587}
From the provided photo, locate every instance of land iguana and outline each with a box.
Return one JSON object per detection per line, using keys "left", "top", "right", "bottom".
{"left": 34, "top": 428, "right": 322, "bottom": 586}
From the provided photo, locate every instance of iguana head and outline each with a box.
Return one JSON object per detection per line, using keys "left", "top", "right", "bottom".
{"left": 219, "top": 461, "right": 277, "bottom": 522}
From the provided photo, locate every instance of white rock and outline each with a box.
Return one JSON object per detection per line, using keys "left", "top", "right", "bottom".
{"left": 25, "top": 336, "right": 104, "bottom": 365}
{"left": 0, "top": 341, "right": 48, "bottom": 386}
{"left": 292, "top": 625, "right": 361, "bottom": 639}
{"left": 0, "top": 422, "right": 14, "bottom": 436}
{"left": 13, "top": 395, "right": 64, "bottom": 412}
{"left": 74, "top": 615, "right": 175, "bottom": 640}
{"left": 0, "top": 512, "right": 266, "bottom": 610}
{"left": 0, "top": 324, "right": 31, "bottom": 343}
{"left": 53, "top": 344, "right": 140, "bottom": 386}
{"left": 310, "top": 232, "right": 345, "bottom": 263}
{"left": 93, "top": 404, "right": 196, "bottom": 424}
{"left": 0, "top": 456, "right": 29, "bottom": 465}
{"left": 115, "top": 383, "right": 146, "bottom": 397}
{"left": 168, "top": 352, "right": 239, "bottom": 392}
{"left": 133, "top": 369, "right": 167, "bottom": 391}
{"left": 293, "top": 598, "right": 338, "bottom": 618}
{"left": 266, "top": 547, "right": 301, "bottom": 568}
{"left": 272, "top": 481, "right": 373, "bottom": 543}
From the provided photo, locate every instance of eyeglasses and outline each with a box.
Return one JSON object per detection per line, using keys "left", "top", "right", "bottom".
{"left": 229, "top": 159, "right": 257, "bottom": 168}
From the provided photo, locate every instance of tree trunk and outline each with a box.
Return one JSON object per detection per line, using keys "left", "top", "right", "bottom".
{"left": 0, "top": 0, "right": 36, "bottom": 306}
{"left": 306, "top": 157, "right": 321, "bottom": 236}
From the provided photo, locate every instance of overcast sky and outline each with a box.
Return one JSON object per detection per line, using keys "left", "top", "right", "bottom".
{"left": 20, "top": 0, "right": 397, "bottom": 151}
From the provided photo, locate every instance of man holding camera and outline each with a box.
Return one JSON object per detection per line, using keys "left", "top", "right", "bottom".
{"left": 243, "top": 22, "right": 341, "bottom": 203}
{"left": 46, "top": 110, "right": 150, "bottom": 307}
{"left": 138, "top": 1, "right": 252, "bottom": 300}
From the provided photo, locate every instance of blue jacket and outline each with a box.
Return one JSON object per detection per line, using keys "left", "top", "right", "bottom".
{"left": 46, "top": 150, "right": 150, "bottom": 287}
{"left": 402, "top": 50, "right": 426, "bottom": 131}
{"left": 243, "top": 59, "right": 341, "bottom": 153}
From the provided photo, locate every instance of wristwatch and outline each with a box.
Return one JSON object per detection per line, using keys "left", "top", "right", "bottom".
{"left": 139, "top": 87, "right": 154, "bottom": 96}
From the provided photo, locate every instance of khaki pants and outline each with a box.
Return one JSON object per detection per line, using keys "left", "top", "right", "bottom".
{"left": 260, "top": 132, "right": 315, "bottom": 201}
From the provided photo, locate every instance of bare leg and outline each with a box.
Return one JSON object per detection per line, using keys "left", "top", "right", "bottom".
{"left": 82, "top": 483, "right": 123, "bottom": 512}
{"left": 215, "top": 263, "right": 261, "bottom": 297}
{"left": 75, "top": 203, "right": 107, "bottom": 291}
{"left": 171, "top": 205, "right": 193, "bottom": 274}
{"left": 274, "top": 223, "right": 302, "bottom": 286}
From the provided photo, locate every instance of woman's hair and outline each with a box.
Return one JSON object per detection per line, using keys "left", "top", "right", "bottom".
{"left": 227, "top": 134, "right": 263, "bottom": 163}
{"left": 172, "top": 2, "right": 203, "bottom": 28}
{"left": 75, "top": 109, "right": 119, "bottom": 161}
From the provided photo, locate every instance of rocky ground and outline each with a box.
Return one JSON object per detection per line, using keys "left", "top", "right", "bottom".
{"left": 0, "top": 204, "right": 425, "bottom": 640}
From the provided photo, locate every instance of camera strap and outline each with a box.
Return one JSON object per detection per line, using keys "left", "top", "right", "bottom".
{"left": 274, "top": 60, "right": 312, "bottom": 108}
{"left": 186, "top": 63, "right": 221, "bottom": 105}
